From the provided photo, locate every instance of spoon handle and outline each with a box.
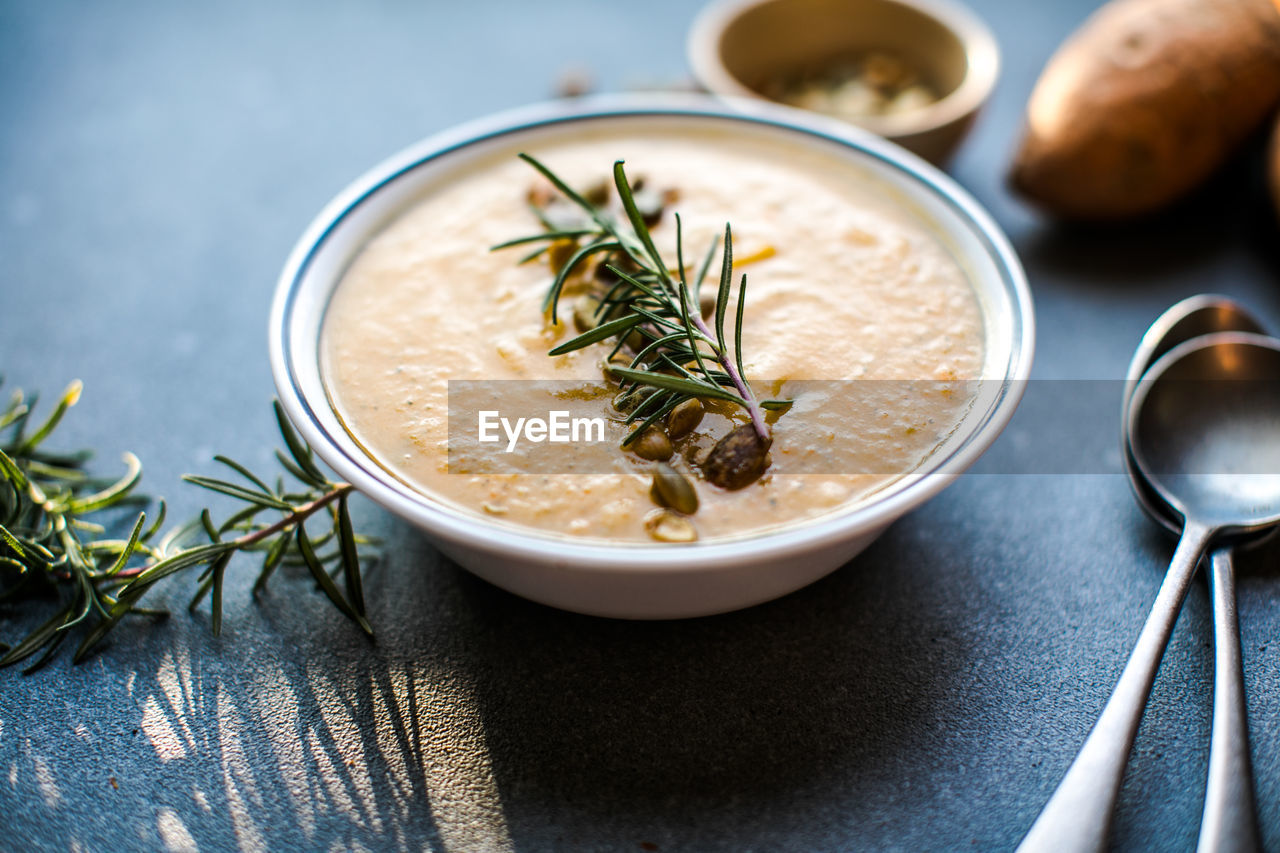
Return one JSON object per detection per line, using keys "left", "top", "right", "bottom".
{"left": 1197, "top": 547, "right": 1261, "bottom": 853}
{"left": 1018, "top": 521, "right": 1213, "bottom": 853}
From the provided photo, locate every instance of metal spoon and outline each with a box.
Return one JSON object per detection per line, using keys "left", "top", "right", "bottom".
{"left": 1132, "top": 334, "right": 1279, "bottom": 849}
{"left": 1123, "top": 296, "right": 1267, "bottom": 536}
{"left": 1023, "top": 299, "right": 1265, "bottom": 852}
{"left": 1020, "top": 330, "right": 1280, "bottom": 853}
{"left": 1122, "top": 298, "right": 1264, "bottom": 853}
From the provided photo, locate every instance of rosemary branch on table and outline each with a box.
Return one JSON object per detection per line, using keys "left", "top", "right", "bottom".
{"left": 0, "top": 381, "right": 376, "bottom": 673}
{"left": 492, "top": 155, "right": 791, "bottom": 451}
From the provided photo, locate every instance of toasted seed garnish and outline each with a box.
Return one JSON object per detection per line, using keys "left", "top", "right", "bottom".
{"left": 681, "top": 432, "right": 716, "bottom": 467}
{"left": 702, "top": 423, "right": 772, "bottom": 490}
{"left": 548, "top": 238, "right": 577, "bottom": 274}
{"left": 699, "top": 292, "right": 717, "bottom": 319}
{"left": 602, "top": 352, "right": 631, "bottom": 382}
{"left": 583, "top": 179, "right": 610, "bottom": 207}
{"left": 666, "top": 398, "right": 705, "bottom": 439}
{"left": 612, "top": 388, "right": 642, "bottom": 413}
{"left": 633, "top": 185, "right": 667, "bottom": 227}
{"left": 651, "top": 462, "right": 698, "bottom": 514}
{"left": 526, "top": 181, "right": 555, "bottom": 208}
{"left": 573, "top": 294, "right": 601, "bottom": 333}
{"left": 624, "top": 327, "right": 647, "bottom": 352}
{"left": 632, "top": 428, "right": 674, "bottom": 462}
{"left": 614, "top": 385, "right": 657, "bottom": 414}
{"left": 645, "top": 509, "right": 698, "bottom": 543}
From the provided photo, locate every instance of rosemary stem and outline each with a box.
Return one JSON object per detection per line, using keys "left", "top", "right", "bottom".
{"left": 232, "top": 483, "right": 353, "bottom": 549}
{"left": 70, "top": 483, "right": 355, "bottom": 583}
{"left": 689, "top": 311, "right": 769, "bottom": 441}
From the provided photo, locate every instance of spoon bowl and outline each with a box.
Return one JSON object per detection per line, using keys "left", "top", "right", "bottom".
{"left": 1123, "top": 295, "right": 1266, "bottom": 535}
{"left": 1124, "top": 295, "right": 1268, "bottom": 401}
{"left": 1129, "top": 332, "right": 1280, "bottom": 534}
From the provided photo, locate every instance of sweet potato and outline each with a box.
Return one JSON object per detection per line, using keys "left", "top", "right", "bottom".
{"left": 1011, "top": 0, "right": 1280, "bottom": 219}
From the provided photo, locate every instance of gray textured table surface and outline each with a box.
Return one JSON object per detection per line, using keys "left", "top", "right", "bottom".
{"left": 3, "top": 1, "right": 1279, "bottom": 851}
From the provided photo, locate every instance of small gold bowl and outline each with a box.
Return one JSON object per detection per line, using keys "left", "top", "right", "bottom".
{"left": 687, "top": 0, "right": 999, "bottom": 163}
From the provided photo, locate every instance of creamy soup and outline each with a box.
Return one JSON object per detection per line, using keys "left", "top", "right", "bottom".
{"left": 321, "top": 128, "right": 985, "bottom": 543}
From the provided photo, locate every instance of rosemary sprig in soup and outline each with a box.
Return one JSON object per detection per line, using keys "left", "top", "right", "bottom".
{"left": 494, "top": 155, "right": 791, "bottom": 492}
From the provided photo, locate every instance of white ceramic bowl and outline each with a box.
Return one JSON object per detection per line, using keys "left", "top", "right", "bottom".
{"left": 270, "top": 94, "right": 1033, "bottom": 619}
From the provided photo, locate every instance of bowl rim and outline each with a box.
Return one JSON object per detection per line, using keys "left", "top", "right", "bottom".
{"left": 686, "top": 0, "right": 1001, "bottom": 137}
{"left": 270, "top": 92, "right": 1033, "bottom": 572}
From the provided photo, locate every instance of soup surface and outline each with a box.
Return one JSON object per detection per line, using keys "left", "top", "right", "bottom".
{"left": 321, "top": 127, "right": 985, "bottom": 543}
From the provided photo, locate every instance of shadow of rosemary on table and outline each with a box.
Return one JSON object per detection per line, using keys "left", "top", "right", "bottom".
{"left": 5, "top": 512, "right": 990, "bottom": 852}
{"left": 5, "top": 521, "right": 511, "bottom": 851}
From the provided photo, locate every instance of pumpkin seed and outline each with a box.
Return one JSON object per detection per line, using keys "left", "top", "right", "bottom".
{"left": 573, "top": 294, "right": 601, "bottom": 332}
{"left": 651, "top": 463, "right": 699, "bottom": 514}
{"left": 633, "top": 185, "right": 666, "bottom": 227}
{"left": 624, "top": 327, "right": 648, "bottom": 352}
{"left": 613, "top": 386, "right": 655, "bottom": 414}
{"left": 547, "top": 238, "right": 577, "bottom": 274}
{"left": 644, "top": 509, "right": 698, "bottom": 543}
{"left": 583, "top": 179, "right": 610, "bottom": 207}
{"left": 631, "top": 428, "right": 673, "bottom": 461}
{"left": 602, "top": 352, "right": 631, "bottom": 381}
{"left": 681, "top": 432, "right": 716, "bottom": 467}
{"left": 702, "top": 423, "right": 772, "bottom": 490}
{"left": 666, "top": 398, "right": 705, "bottom": 439}
{"left": 699, "top": 292, "right": 717, "bottom": 319}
